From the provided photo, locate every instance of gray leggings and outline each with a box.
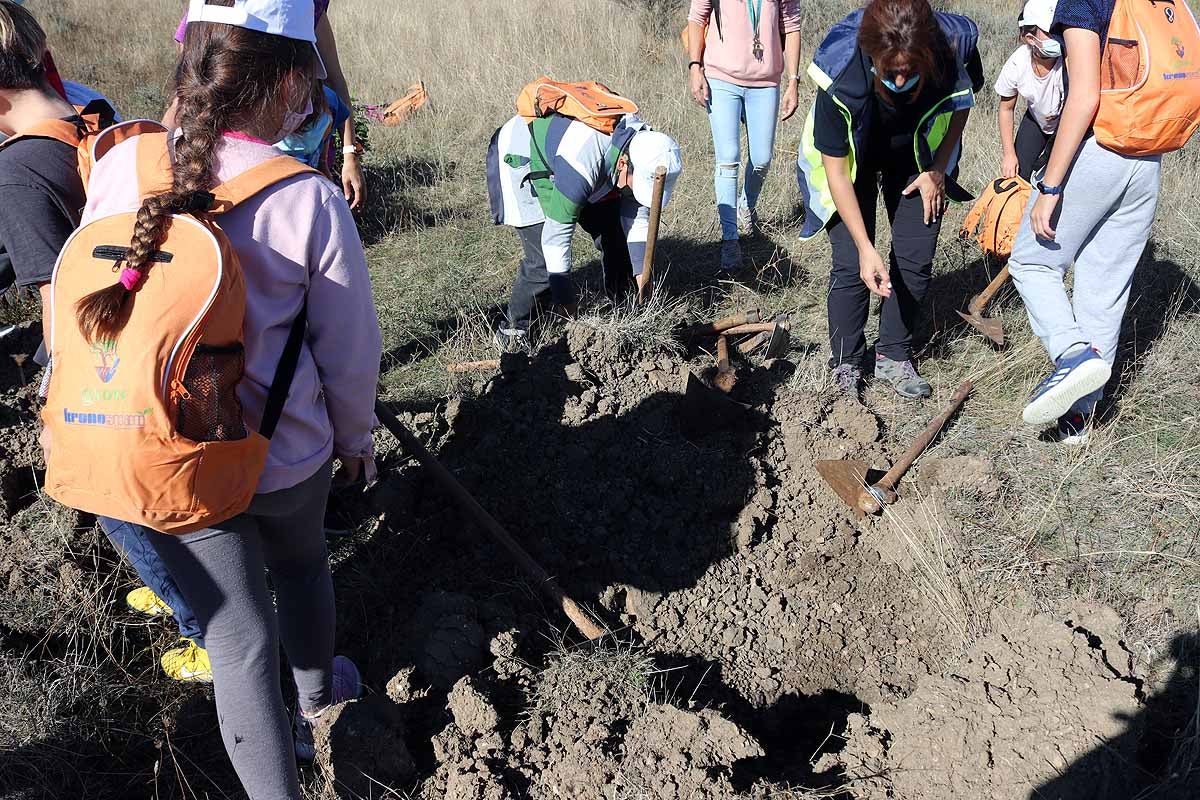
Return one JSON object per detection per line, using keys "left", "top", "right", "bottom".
{"left": 149, "top": 461, "right": 336, "bottom": 800}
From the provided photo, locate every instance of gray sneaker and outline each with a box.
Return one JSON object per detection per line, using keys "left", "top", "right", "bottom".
{"left": 832, "top": 363, "right": 862, "bottom": 398}
{"left": 493, "top": 326, "right": 532, "bottom": 355}
{"left": 720, "top": 240, "right": 742, "bottom": 273}
{"left": 874, "top": 355, "right": 932, "bottom": 399}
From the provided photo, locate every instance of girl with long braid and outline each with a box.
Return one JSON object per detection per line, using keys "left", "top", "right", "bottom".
{"left": 73, "top": 1, "right": 381, "bottom": 796}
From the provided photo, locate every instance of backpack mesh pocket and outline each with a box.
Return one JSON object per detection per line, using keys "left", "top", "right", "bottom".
{"left": 177, "top": 344, "right": 247, "bottom": 442}
{"left": 1102, "top": 39, "right": 1143, "bottom": 91}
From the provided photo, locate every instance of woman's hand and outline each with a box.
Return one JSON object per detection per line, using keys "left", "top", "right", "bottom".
{"left": 1001, "top": 153, "right": 1019, "bottom": 179}
{"left": 1030, "top": 192, "right": 1060, "bottom": 240}
{"left": 902, "top": 169, "right": 947, "bottom": 225}
{"left": 341, "top": 153, "right": 366, "bottom": 210}
{"left": 859, "top": 247, "right": 892, "bottom": 298}
{"left": 689, "top": 66, "right": 709, "bottom": 109}
{"left": 780, "top": 81, "right": 799, "bottom": 121}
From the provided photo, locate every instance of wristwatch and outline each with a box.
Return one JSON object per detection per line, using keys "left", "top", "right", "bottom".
{"left": 342, "top": 142, "right": 364, "bottom": 157}
{"left": 1036, "top": 180, "right": 1063, "bottom": 196}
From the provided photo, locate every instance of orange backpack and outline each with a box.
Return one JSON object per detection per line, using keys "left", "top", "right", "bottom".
{"left": 960, "top": 176, "right": 1032, "bottom": 259}
{"left": 516, "top": 77, "right": 638, "bottom": 135}
{"left": 1094, "top": 0, "right": 1200, "bottom": 155}
{"left": 42, "top": 133, "right": 319, "bottom": 534}
{"left": 0, "top": 101, "right": 163, "bottom": 188}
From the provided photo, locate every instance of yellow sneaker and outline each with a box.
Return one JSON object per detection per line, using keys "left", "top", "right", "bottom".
{"left": 160, "top": 638, "right": 213, "bottom": 683}
{"left": 127, "top": 586, "right": 173, "bottom": 618}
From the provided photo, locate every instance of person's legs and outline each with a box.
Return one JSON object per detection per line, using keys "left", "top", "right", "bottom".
{"left": 740, "top": 84, "right": 780, "bottom": 215}
{"left": 579, "top": 200, "right": 633, "bottom": 301}
{"left": 876, "top": 169, "right": 941, "bottom": 363}
{"left": 252, "top": 462, "right": 337, "bottom": 716}
{"left": 505, "top": 222, "right": 548, "bottom": 333}
{"left": 100, "top": 516, "right": 203, "bottom": 647}
{"left": 149, "top": 518, "right": 302, "bottom": 800}
{"left": 1009, "top": 138, "right": 1133, "bottom": 363}
{"left": 826, "top": 172, "right": 878, "bottom": 368}
{"left": 706, "top": 77, "right": 744, "bottom": 242}
{"left": 1015, "top": 112, "right": 1050, "bottom": 182}
{"left": 1066, "top": 154, "right": 1161, "bottom": 414}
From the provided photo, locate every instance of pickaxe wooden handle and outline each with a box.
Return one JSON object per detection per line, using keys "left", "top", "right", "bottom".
{"left": 969, "top": 265, "right": 1010, "bottom": 315}
{"left": 636, "top": 166, "right": 667, "bottom": 304}
{"left": 858, "top": 380, "right": 974, "bottom": 513}
{"left": 374, "top": 401, "right": 606, "bottom": 640}
{"left": 684, "top": 308, "right": 764, "bottom": 338}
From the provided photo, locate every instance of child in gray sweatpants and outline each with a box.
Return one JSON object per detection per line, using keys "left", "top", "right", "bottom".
{"left": 1009, "top": 136, "right": 1161, "bottom": 420}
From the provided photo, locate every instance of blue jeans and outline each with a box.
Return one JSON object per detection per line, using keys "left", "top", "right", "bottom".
{"left": 706, "top": 77, "right": 780, "bottom": 241}
{"left": 100, "top": 517, "right": 205, "bottom": 647}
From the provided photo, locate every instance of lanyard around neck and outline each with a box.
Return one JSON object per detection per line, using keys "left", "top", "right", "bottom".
{"left": 747, "top": 0, "right": 764, "bottom": 38}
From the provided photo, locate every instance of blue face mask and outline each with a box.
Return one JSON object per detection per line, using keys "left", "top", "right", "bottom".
{"left": 871, "top": 65, "right": 920, "bottom": 94}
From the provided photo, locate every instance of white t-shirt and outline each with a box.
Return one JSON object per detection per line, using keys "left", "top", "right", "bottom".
{"left": 994, "top": 46, "right": 1064, "bottom": 134}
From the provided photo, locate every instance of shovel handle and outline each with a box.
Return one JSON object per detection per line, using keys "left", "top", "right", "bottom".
{"left": 720, "top": 322, "right": 777, "bottom": 336}
{"left": 716, "top": 335, "right": 731, "bottom": 373}
{"left": 971, "top": 265, "right": 1011, "bottom": 314}
{"left": 446, "top": 359, "right": 501, "bottom": 373}
{"left": 737, "top": 331, "right": 770, "bottom": 355}
{"left": 374, "top": 400, "right": 606, "bottom": 641}
{"left": 686, "top": 308, "right": 764, "bottom": 337}
{"left": 636, "top": 166, "right": 667, "bottom": 304}
{"left": 874, "top": 380, "right": 973, "bottom": 496}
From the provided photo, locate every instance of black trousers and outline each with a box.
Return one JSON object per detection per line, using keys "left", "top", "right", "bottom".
{"left": 1015, "top": 111, "right": 1055, "bottom": 181}
{"left": 506, "top": 200, "right": 634, "bottom": 331}
{"left": 826, "top": 163, "right": 942, "bottom": 367}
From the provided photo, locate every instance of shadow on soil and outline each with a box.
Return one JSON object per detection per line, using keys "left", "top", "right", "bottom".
{"left": 1031, "top": 631, "right": 1200, "bottom": 800}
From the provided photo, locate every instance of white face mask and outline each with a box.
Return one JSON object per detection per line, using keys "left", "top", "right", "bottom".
{"left": 274, "top": 95, "right": 314, "bottom": 143}
{"left": 1032, "top": 36, "right": 1062, "bottom": 59}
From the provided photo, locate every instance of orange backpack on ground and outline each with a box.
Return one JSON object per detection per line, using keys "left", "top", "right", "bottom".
{"left": 1095, "top": 0, "right": 1200, "bottom": 155}
{"left": 42, "top": 133, "right": 319, "bottom": 534}
{"left": 516, "top": 77, "right": 638, "bottom": 135}
{"left": 0, "top": 101, "right": 163, "bottom": 188}
{"left": 960, "top": 176, "right": 1032, "bottom": 259}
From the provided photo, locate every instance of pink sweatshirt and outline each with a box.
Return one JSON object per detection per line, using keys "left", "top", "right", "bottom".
{"left": 689, "top": 0, "right": 802, "bottom": 87}
{"left": 82, "top": 135, "right": 382, "bottom": 494}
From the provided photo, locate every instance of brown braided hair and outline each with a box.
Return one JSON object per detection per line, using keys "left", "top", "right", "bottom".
{"left": 76, "top": 0, "right": 316, "bottom": 343}
{"left": 858, "top": 0, "right": 954, "bottom": 102}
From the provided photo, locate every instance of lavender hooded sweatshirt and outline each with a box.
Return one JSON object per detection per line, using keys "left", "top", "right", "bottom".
{"left": 81, "top": 135, "right": 382, "bottom": 494}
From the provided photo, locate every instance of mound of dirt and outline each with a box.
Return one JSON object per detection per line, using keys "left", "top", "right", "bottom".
{"left": 315, "top": 694, "right": 416, "bottom": 796}
{"left": 817, "top": 606, "right": 1145, "bottom": 800}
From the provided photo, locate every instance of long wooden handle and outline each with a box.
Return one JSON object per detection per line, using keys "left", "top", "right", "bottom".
{"left": 972, "top": 265, "right": 1010, "bottom": 313}
{"left": 875, "top": 380, "right": 973, "bottom": 493}
{"left": 716, "top": 335, "right": 731, "bottom": 374}
{"left": 721, "top": 322, "right": 778, "bottom": 336}
{"left": 374, "top": 401, "right": 606, "bottom": 640}
{"left": 686, "top": 309, "right": 764, "bottom": 337}
{"left": 737, "top": 331, "right": 769, "bottom": 355}
{"left": 636, "top": 166, "right": 668, "bottom": 303}
{"left": 446, "top": 359, "right": 501, "bottom": 374}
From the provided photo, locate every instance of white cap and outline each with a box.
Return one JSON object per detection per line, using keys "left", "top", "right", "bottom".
{"left": 1018, "top": 0, "right": 1057, "bottom": 32}
{"left": 187, "top": 0, "right": 327, "bottom": 79}
{"left": 626, "top": 130, "right": 682, "bottom": 209}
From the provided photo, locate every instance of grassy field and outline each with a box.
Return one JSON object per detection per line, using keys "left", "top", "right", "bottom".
{"left": 6, "top": 0, "right": 1200, "bottom": 796}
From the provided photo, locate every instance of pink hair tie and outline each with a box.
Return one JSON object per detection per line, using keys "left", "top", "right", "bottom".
{"left": 119, "top": 268, "right": 144, "bottom": 291}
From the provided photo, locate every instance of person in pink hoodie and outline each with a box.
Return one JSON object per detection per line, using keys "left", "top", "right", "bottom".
{"left": 687, "top": 0, "right": 802, "bottom": 271}
{"left": 75, "top": 1, "right": 381, "bottom": 797}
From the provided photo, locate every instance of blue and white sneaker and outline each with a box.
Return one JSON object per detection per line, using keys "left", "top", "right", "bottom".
{"left": 1055, "top": 411, "right": 1092, "bottom": 446}
{"left": 1022, "top": 347, "right": 1110, "bottom": 427}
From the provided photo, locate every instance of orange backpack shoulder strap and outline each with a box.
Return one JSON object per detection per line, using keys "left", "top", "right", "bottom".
{"left": 208, "top": 156, "right": 321, "bottom": 213}
{"left": 135, "top": 131, "right": 174, "bottom": 199}
{"left": 0, "top": 118, "right": 85, "bottom": 153}
{"left": 92, "top": 119, "right": 168, "bottom": 164}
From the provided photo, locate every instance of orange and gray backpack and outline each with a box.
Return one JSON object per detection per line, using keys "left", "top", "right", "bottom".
{"left": 1094, "top": 0, "right": 1200, "bottom": 155}
{"left": 42, "top": 132, "right": 319, "bottom": 534}
{"left": 0, "top": 100, "right": 163, "bottom": 188}
{"left": 960, "top": 176, "right": 1032, "bottom": 260}
{"left": 516, "top": 77, "right": 638, "bottom": 135}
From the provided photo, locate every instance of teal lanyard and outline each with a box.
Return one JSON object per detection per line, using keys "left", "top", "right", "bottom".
{"left": 747, "top": 0, "right": 764, "bottom": 58}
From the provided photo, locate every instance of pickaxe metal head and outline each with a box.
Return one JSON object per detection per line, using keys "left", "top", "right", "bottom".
{"left": 764, "top": 319, "right": 792, "bottom": 359}
{"left": 815, "top": 459, "right": 895, "bottom": 518}
{"left": 955, "top": 306, "right": 1005, "bottom": 347}
{"left": 679, "top": 370, "right": 748, "bottom": 438}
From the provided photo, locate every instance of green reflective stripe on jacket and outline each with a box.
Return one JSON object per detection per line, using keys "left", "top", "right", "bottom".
{"left": 528, "top": 117, "right": 583, "bottom": 225}
{"left": 798, "top": 63, "right": 858, "bottom": 242}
